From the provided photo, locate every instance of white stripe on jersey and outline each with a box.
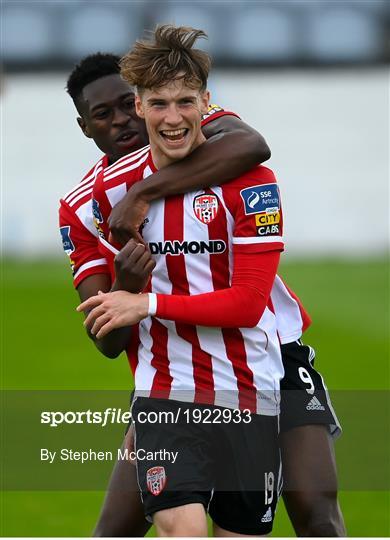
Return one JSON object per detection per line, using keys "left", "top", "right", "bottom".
{"left": 166, "top": 319, "right": 195, "bottom": 401}
{"left": 240, "top": 308, "right": 284, "bottom": 413}
{"left": 99, "top": 236, "right": 119, "bottom": 255}
{"left": 106, "top": 183, "right": 128, "bottom": 209}
{"left": 75, "top": 198, "right": 98, "bottom": 236}
{"left": 143, "top": 199, "right": 169, "bottom": 295}
{"left": 65, "top": 165, "right": 104, "bottom": 205}
{"left": 104, "top": 154, "right": 149, "bottom": 183}
{"left": 73, "top": 258, "right": 108, "bottom": 280}
{"left": 233, "top": 235, "right": 284, "bottom": 245}
{"left": 104, "top": 145, "right": 150, "bottom": 175}
{"left": 270, "top": 275, "right": 304, "bottom": 344}
{"left": 67, "top": 188, "right": 93, "bottom": 208}
{"left": 135, "top": 317, "right": 157, "bottom": 394}
{"left": 66, "top": 179, "right": 96, "bottom": 206}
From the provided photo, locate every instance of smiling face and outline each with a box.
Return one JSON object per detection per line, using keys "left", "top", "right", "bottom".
{"left": 135, "top": 79, "right": 209, "bottom": 169}
{"left": 77, "top": 74, "right": 149, "bottom": 163}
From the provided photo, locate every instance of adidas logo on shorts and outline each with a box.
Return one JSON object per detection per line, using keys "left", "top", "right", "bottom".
{"left": 306, "top": 396, "right": 325, "bottom": 411}
{"left": 261, "top": 507, "right": 272, "bottom": 523}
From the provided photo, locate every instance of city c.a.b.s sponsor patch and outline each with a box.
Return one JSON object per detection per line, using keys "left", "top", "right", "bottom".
{"left": 240, "top": 183, "right": 280, "bottom": 216}
{"left": 202, "top": 103, "right": 224, "bottom": 121}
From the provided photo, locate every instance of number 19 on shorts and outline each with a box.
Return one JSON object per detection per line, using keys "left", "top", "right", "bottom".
{"left": 264, "top": 472, "right": 274, "bottom": 504}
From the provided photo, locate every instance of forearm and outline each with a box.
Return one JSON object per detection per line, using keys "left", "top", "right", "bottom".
{"left": 92, "top": 326, "right": 131, "bottom": 359}
{"left": 78, "top": 274, "right": 132, "bottom": 358}
{"left": 151, "top": 251, "right": 280, "bottom": 328}
{"left": 152, "top": 285, "right": 265, "bottom": 328}
{"left": 133, "top": 130, "right": 269, "bottom": 202}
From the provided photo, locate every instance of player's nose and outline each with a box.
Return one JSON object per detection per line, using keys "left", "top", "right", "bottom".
{"left": 164, "top": 104, "right": 182, "bottom": 125}
{"left": 112, "top": 107, "right": 131, "bottom": 126}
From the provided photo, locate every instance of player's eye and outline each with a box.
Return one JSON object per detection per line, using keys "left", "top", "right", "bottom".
{"left": 122, "top": 99, "right": 135, "bottom": 110}
{"left": 93, "top": 109, "right": 110, "bottom": 119}
{"left": 150, "top": 101, "right": 166, "bottom": 108}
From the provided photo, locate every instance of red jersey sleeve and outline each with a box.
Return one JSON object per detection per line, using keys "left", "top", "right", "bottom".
{"left": 222, "top": 165, "right": 284, "bottom": 254}
{"left": 59, "top": 199, "right": 109, "bottom": 288}
{"left": 201, "top": 104, "right": 240, "bottom": 127}
{"left": 154, "top": 251, "right": 280, "bottom": 327}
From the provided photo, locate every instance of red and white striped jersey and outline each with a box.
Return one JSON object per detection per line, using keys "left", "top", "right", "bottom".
{"left": 59, "top": 155, "right": 110, "bottom": 287}
{"left": 92, "top": 147, "right": 301, "bottom": 414}
{"left": 58, "top": 105, "right": 239, "bottom": 288}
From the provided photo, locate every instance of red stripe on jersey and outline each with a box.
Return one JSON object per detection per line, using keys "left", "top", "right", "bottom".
{"left": 201, "top": 110, "right": 240, "bottom": 128}
{"left": 149, "top": 319, "right": 172, "bottom": 400}
{"left": 164, "top": 196, "right": 215, "bottom": 404}
{"left": 222, "top": 328, "right": 257, "bottom": 413}
{"left": 206, "top": 189, "right": 230, "bottom": 290}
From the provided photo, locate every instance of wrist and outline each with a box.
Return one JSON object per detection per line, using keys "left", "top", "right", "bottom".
{"left": 130, "top": 173, "right": 166, "bottom": 203}
{"left": 147, "top": 293, "right": 157, "bottom": 316}
{"left": 130, "top": 180, "right": 154, "bottom": 204}
{"left": 111, "top": 280, "right": 120, "bottom": 292}
{"left": 138, "top": 294, "right": 150, "bottom": 320}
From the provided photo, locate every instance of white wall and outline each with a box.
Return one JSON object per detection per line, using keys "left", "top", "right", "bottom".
{"left": 2, "top": 68, "right": 388, "bottom": 257}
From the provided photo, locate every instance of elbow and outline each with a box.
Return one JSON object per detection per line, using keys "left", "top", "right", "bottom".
{"left": 240, "top": 313, "right": 262, "bottom": 328}
{"left": 87, "top": 330, "right": 123, "bottom": 359}
{"left": 95, "top": 341, "right": 123, "bottom": 359}
{"left": 238, "top": 297, "right": 266, "bottom": 327}
{"left": 254, "top": 137, "right": 271, "bottom": 164}
{"left": 244, "top": 131, "right": 271, "bottom": 164}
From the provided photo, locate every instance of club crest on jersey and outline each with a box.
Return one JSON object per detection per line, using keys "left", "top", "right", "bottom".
{"left": 60, "top": 226, "right": 75, "bottom": 256}
{"left": 146, "top": 466, "right": 167, "bottom": 496}
{"left": 193, "top": 194, "right": 219, "bottom": 224}
{"left": 240, "top": 184, "right": 280, "bottom": 216}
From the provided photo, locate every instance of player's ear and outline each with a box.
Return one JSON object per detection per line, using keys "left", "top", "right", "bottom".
{"left": 77, "top": 117, "right": 92, "bottom": 139}
{"left": 200, "top": 90, "right": 210, "bottom": 115}
{"left": 135, "top": 94, "right": 145, "bottom": 119}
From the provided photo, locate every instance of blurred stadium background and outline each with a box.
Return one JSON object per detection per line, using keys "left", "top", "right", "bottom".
{"left": 1, "top": 0, "right": 389, "bottom": 537}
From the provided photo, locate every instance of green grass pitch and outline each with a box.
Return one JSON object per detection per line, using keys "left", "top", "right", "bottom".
{"left": 1, "top": 257, "right": 389, "bottom": 536}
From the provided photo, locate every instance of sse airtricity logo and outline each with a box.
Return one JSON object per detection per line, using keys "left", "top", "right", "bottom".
{"left": 240, "top": 184, "right": 280, "bottom": 216}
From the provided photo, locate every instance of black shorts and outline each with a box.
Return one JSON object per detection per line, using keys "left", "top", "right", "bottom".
{"left": 280, "top": 340, "right": 341, "bottom": 437}
{"left": 132, "top": 397, "right": 281, "bottom": 535}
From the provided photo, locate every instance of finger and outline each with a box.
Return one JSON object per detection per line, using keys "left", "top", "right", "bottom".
{"left": 133, "top": 251, "right": 154, "bottom": 273}
{"left": 91, "top": 312, "right": 112, "bottom": 336}
{"left": 126, "top": 244, "right": 147, "bottom": 264}
{"left": 77, "top": 294, "right": 105, "bottom": 313}
{"left": 113, "top": 226, "right": 135, "bottom": 247}
{"left": 131, "top": 230, "right": 146, "bottom": 246}
{"left": 144, "top": 259, "right": 156, "bottom": 274}
{"left": 95, "top": 318, "right": 119, "bottom": 339}
{"left": 117, "top": 238, "right": 139, "bottom": 257}
{"left": 131, "top": 250, "right": 152, "bottom": 271}
{"left": 84, "top": 304, "right": 107, "bottom": 329}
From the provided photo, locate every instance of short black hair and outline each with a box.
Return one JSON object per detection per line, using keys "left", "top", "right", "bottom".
{"left": 66, "top": 52, "right": 121, "bottom": 105}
